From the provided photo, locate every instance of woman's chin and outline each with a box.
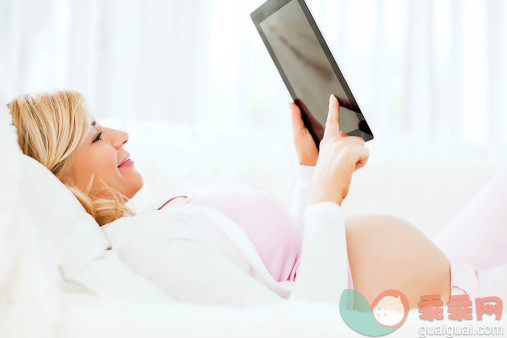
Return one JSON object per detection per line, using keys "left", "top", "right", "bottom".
{"left": 129, "top": 175, "right": 144, "bottom": 198}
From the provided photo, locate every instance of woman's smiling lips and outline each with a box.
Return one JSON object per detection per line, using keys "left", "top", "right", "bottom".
{"left": 118, "top": 153, "right": 134, "bottom": 168}
{"left": 118, "top": 158, "right": 134, "bottom": 168}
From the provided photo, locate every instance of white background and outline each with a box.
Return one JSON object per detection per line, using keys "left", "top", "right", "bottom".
{"left": 2, "top": 0, "right": 507, "bottom": 144}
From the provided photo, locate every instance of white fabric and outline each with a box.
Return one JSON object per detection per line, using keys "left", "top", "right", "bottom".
{"left": 290, "top": 164, "right": 317, "bottom": 220}
{"left": 17, "top": 154, "right": 172, "bottom": 303}
{"left": 18, "top": 154, "right": 110, "bottom": 275}
{"left": 0, "top": 98, "right": 61, "bottom": 338}
{"left": 450, "top": 261, "right": 507, "bottom": 303}
{"left": 2, "top": 1, "right": 506, "bottom": 144}
{"left": 102, "top": 164, "right": 348, "bottom": 307}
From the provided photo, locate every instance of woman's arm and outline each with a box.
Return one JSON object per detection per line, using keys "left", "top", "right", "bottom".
{"left": 287, "top": 98, "right": 320, "bottom": 220}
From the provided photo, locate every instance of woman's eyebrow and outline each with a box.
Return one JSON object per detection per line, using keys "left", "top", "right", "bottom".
{"left": 87, "top": 120, "right": 98, "bottom": 140}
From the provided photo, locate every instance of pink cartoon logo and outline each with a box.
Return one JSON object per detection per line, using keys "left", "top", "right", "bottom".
{"left": 370, "top": 289, "right": 409, "bottom": 328}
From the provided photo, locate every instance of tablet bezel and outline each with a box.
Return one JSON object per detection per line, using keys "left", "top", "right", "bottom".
{"left": 251, "top": 0, "right": 374, "bottom": 143}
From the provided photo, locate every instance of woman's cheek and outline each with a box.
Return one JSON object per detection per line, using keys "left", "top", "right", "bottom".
{"left": 84, "top": 151, "right": 113, "bottom": 182}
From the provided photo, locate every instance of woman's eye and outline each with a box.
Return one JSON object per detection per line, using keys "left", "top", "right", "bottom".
{"left": 93, "top": 131, "right": 103, "bottom": 143}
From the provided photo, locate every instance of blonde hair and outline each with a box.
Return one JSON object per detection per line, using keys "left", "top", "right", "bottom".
{"left": 8, "top": 89, "right": 135, "bottom": 226}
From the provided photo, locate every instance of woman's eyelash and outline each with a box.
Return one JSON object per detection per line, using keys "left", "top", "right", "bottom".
{"left": 92, "top": 131, "right": 103, "bottom": 143}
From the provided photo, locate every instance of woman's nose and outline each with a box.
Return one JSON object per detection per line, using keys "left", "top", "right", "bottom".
{"left": 113, "top": 130, "right": 129, "bottom": 149}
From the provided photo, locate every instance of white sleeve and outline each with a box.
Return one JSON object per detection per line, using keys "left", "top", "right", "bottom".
{"left": 290, "top": 164, "right": 316, "bottom": 220}
{"left": 290, "top": 201, "right": 348, "bottom": 304}
{"left": 110, "top": 201, "right": 347, "bottom": 307}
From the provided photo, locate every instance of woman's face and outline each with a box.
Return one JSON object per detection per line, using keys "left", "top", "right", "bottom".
{"left": 67, "top": 118, "right": 143, "bottom": 199}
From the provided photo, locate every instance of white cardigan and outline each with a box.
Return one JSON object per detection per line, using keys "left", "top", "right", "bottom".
{"left": 102, "top": 165, "right": 347, "bottom": 307}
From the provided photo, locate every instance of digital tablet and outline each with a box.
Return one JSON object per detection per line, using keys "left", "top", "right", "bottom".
{"left": 251, "top": 0, "right": 374, "bottom": 146}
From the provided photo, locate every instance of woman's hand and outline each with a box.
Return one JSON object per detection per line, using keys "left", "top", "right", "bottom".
{"left": 289, "top": 101, "right": 319, "bottom": 166}
{"left": 309, "top": 95, "right": 370, "bottom": 207}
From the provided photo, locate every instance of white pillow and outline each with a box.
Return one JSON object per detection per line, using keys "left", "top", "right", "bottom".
{"left": 18, "top": 154, "right": 171, "bottom": 303}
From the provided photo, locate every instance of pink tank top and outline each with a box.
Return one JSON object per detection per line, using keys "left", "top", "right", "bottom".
{"left": 157, "top": 180, "right": 303, "bottom": 282}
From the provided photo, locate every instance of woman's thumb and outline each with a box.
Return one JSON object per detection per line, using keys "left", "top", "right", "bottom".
{"left": 289, "top": 102, "right": 305, "bottom": 133}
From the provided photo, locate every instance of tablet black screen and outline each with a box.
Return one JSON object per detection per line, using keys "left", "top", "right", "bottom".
{"left": 251, "top": 0, "right": 373, "bottom": 144}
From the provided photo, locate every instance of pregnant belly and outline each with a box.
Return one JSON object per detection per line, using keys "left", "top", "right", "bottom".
{"left": 346, "top": 214, "right": 451, "bottom": 309}
{"left": 162, "top": 180, "right": 303, "bottom": 282}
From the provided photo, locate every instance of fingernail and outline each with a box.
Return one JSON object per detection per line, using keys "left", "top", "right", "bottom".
{"left": 329, "top": 94, "right": 334, "bottom": 103}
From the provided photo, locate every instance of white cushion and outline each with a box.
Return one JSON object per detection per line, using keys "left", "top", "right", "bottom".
{"left": 18, "top": 154, "right": 171, "bottom": 303}
{"left": 19, "top": 154, "right": 110, "bottom": 275}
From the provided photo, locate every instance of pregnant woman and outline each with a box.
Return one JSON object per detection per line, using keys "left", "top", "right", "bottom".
{"left": 9, "top": 89, "right": 465, "bottom": 309}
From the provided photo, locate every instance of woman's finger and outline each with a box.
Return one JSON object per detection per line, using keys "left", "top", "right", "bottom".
{"left": 340, "top": 131, "right": 347, "bottom": 137}
{"left": 352, "top": 144, "right": 370, "bottom": 171}
{"left": 323, "top": 94, "right": 340, "bottom": 140}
